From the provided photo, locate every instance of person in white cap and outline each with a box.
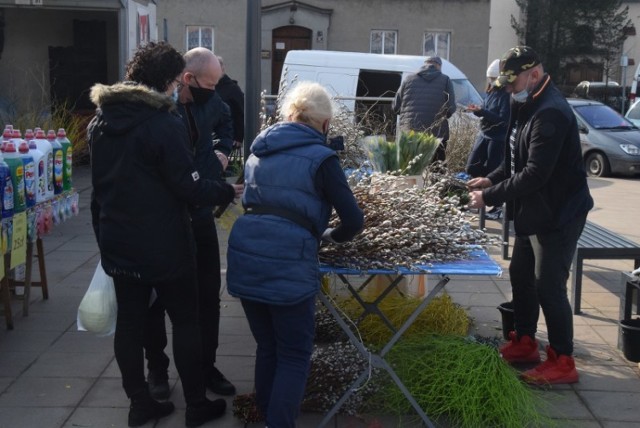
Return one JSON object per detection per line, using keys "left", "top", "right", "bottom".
{"left": 465, "top": 59, "right": 511, "bottom": 219}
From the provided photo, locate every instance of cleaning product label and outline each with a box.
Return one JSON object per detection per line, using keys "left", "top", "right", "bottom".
{"left": 2, "top": 175, "right": 13, "bottom": 215}
{"left": 23, "top": 158, "right": 36, "bottom": 207}
{"left": 47, "top": 151, "right": 54, "bottom": 194}
{"left": 64, "top": 149, "right": 73, "bottom": 190}
{"left": 14, "top": 164, "right": 25, "bottom": 210}
{"left": 54, "top": 149, "right": 63, "bottom": 194}
{"left": 37, "top": 159, "right": 46, "bottom": 200}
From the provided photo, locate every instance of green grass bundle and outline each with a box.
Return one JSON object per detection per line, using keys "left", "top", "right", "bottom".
{"left": 372, "top": 335, "right": 552, "bottom": 428}
{"left": 337, "top": 293, "right": 470, "bottom": 346}
{"left": 362, "top": 131, "right": 440, "bottom": 175}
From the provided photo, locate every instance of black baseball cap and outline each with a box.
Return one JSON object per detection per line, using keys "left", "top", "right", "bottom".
{"left": 496, "top": 46, "right": 541, "bottom": 87}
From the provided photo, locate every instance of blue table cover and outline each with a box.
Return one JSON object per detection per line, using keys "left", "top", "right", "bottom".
{"left": 319, "top": 247, "right": 502, "bottom": 276}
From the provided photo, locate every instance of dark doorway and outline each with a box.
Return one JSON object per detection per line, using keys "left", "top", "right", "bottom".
{"left": 49, "top": 19, "right": 107, "bottom": 112}
{"left": 271, "top": 26, "right": 311, "bottom": 94}
{"left": 356, "top": 70, "right": 402, "bottom": 138}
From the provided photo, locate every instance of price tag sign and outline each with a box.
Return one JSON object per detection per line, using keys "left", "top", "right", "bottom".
{"left": 10, "top": 212, "right": 27, "bottom": 269}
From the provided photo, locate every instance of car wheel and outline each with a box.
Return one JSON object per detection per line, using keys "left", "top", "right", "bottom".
{"left": 585, "top": 152, "right": 611, "bottom": 177}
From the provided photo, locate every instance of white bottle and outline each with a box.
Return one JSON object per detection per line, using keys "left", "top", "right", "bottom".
{"left": 33, "top": 129, "right": 54, "bottom": 200}
{"left": 28, "top": 139, "right": 46, "bottom": 203}
{"left": 18, "top": 141, "right": 36, "bottom": 209}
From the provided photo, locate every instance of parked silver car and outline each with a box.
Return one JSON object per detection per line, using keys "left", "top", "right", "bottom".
{"left": 568, "top": 98, "right": 640, "bottom": 177}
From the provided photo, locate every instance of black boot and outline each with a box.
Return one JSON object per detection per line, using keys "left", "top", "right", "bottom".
{"left": 147, "top": 370, "right": 170, "bottom": 400}
{"left": 185, "top": 398, "right": 226, "bottom": 427}
{"left": 205, "top": 366, "right": 236, "bottom": 396}
{"left": 128, "top": 388, "right": 175, "bottom": 427}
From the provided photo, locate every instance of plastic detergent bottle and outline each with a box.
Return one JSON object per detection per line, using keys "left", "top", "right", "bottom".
{"left": 34, "top": 129, "right": 54, "bottom": 200}
{"left": 0, "top": 148, "right": 13, "bottom": 219}
{"left": 28, "top": 139, "right": 46, "bottom": 203}
{"left": 57, "top": 128, "right": 73, "bottom": 191}
{"left": 2, "top": 126, "right": 12, "bottom": 141}
{"left": 10, "top": 129, "right": 23, "bottom": 147}
{"left": 19, "top": 141, "right": 36, "bottom": 208}
{"left": 47, "top": 129, "right": 63, "bottom": 195}
{"left": 3, "top": 141, "right": 26, "bottom": 213}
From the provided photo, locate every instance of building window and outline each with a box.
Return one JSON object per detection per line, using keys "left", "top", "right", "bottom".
{"left": 423, "top": 32, "right": 450, "bottom": 59}
{"left": 186, "top": 26, "right": 214, "bottom": 51}
{"left": 370, "top": 30, "right": 397, "bottom": 54}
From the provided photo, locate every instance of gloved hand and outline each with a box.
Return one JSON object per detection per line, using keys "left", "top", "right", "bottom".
{"left": 321, "top": 228, "right": 338, "bottom": 244}
{"left": 633, "top": 266, "right": 640, "bottom": 276}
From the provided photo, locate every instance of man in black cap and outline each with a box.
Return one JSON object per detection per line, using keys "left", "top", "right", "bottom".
{"left": 392, "top": 55, "right": 456, "bottom": 162}
{"left": 467, "top": 46, "right": 594, "bottom": 385}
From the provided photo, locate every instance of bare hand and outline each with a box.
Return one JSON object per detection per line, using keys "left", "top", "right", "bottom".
{"left": 215, "top": 151, "right": 229, "bottom": 170}
{"left": 466, "top": 177, "right": 491, "bottom": 190}
{"left": 232, "top": 184, "right": 244, "bottom": 199}
{"left": 468, "top": 190, "right": 485, "bottom": 209}
{"left": 467, "top": 104, "right": 481, "bottom": 112}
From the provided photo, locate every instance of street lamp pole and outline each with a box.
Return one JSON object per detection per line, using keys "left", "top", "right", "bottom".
{"left": 245, "top": 0, "right": 261, "bottom": 163}
{"left": 621, "top": 54, "right": 629, "bottom": 115}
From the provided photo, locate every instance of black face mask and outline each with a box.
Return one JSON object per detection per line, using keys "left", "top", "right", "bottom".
{"left": 189, "top": 85, "right": 215, "bottom": 105}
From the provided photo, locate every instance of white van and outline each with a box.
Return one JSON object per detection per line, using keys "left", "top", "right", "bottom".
{"left": 279, "top": 50, "right": 483, "bottom": 114}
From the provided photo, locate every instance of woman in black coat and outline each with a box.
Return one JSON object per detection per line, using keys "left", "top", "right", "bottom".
{"left": 88, "top": 41, "right": 242, "bottom": 428}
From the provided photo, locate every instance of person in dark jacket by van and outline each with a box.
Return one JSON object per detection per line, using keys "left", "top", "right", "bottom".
{"left": 392, "top": 56, "right": 456, "bottom": 162}
{"left": 88, "top": 41, "right": 243, "bottom": 427}
{"left": 468, "top": 46, "right": 593, "bottom": 385}
{"left": 226, "top": 81, "right": 364, "bottom": 428}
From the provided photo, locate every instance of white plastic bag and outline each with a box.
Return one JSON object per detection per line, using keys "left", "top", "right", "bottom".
{"left": 77, "top": 260, "right": 117, "bottom": 336}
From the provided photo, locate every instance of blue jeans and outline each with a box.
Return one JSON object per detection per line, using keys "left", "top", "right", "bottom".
{"left": 509, "top": 213, "right": 587, "bottom": 356}
{"left": 241, "top": 296, "right": 316, "bottom": 428}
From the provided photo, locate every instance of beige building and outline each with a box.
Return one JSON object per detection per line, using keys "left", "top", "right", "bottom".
{"left": 0, "top": 0, "right": 156, "bottom": 116}
{"left": 0, "top": 0, "right": 492, "bottom": 120}
{"left": 156, "top": 0, "right": 492, "bottom": 94}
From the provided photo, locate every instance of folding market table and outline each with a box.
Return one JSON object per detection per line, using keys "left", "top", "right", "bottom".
{"left": 317, "top": 247, "right": 502, "bottom": 428}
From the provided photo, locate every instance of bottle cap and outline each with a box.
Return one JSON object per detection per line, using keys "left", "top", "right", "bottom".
{"left": 4, "top": 141, "right": 17, "bottom": 152}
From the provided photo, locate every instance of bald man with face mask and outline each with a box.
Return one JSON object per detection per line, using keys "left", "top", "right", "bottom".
{"left": 144, "top": 47, "right": 237, "bottom": 400}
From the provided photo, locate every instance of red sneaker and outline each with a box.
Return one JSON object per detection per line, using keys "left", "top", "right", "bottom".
{"left": 522, "top": 346, "right": 579, "bottom": 385}
{"left": 499, "top": 331, "right": 541, "bottom": 364}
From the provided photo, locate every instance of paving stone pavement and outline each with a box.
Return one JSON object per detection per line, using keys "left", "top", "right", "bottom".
{"left": 0, "top": 165, "right": 639, "bottom": 428}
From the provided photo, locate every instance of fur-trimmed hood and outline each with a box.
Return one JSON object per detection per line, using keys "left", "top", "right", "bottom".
{"left": 88, "top": 81, "right": 177, "bottom": 137}
{"left": 90, "top": 81, "right": 175, "bottom": 110}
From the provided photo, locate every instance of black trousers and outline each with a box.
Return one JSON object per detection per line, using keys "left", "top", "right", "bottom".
{"left": 509, "top": 213, "right": 587, "bottom": 356}
{"left": 113, "top": 272, "right": 205, "bottom": 405}
{"left": 144, "top": 213, "right": 222, "bottom": 380}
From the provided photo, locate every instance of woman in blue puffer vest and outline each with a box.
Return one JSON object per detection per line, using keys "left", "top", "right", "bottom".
{"left": 227, "top": 81, "right": 364, "bottom": 428}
